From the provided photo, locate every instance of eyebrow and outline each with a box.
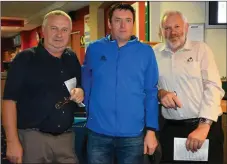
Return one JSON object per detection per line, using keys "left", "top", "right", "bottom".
{"left": 114, "top": 17, "right": 132, "bottom": 20}
{"left": 49, "top": 25, "right": 69, "bottom": 29}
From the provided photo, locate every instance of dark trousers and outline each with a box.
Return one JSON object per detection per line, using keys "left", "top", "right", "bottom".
{"left": 159, "top": 116, "right": 224, "bottom": 164}
{"left": 87, "top": 130, "right": 144, "bottom": 164}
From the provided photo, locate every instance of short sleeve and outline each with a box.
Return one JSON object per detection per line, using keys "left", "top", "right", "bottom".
{"left": 3, "top": 50, "right": 32, "bottom": 101}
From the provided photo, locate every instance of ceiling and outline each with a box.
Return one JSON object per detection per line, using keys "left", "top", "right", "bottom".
{"left": 1, "top": 1, "right": 90, "bottom": 38}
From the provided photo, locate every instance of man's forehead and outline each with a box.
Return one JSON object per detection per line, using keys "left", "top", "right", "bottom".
{"left": 163, "top": 14, "right": 184, "bottom": 24}
{"left": 47, "top": 17, "right": 70, "bottom": 25}
{"left": 113, "top": 9, "right": 133, "bottom": 16}
{"left": 50, "top": 16, "right": 66, "bottom": 21}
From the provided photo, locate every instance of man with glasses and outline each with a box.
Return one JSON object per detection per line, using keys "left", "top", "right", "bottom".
{"left": 2, "top": 10, "right": 83, "bottom": 163}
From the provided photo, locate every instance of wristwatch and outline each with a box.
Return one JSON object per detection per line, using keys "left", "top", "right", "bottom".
{"left": 199, "top": 117, "right": 213, "bottom": 126}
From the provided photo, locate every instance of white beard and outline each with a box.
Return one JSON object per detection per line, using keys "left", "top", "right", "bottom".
{"left": 165, "top": 34, "right": 186, "bottom": 51}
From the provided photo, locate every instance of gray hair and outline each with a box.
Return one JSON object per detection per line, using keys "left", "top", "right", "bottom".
{"left": 160, "top": 11, "right": 188, "bottom": 28}
{"left": 42, "top": 10, "right": 72, "bottom": 30}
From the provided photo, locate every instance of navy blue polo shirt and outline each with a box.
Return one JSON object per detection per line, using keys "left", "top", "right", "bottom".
{"left": 3, "top": 42, "right": 81, "bottom": 134}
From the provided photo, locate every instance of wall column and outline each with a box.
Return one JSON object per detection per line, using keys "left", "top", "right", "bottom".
{"left": 89, "top": 2, "right": 105, "bottom": 41}
{"left": 149, "top": 2, "right": 161, "bottom": 42}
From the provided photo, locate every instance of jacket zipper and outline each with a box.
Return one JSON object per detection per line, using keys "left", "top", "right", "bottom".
{"left": 115, "top": 48, "right": 120, "bottom": 135}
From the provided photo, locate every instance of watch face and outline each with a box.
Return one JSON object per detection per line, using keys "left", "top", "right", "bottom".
{"left": 200, "top": 118, "right": 207, "bottom": 124}
{"left": 200, "top": 118, "right": 206, "bottom": 122}
{"left": 199, "top": 118, "right": 212, "bottom": 125}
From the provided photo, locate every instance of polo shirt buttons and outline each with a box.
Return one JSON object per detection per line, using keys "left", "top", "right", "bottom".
{"left": 61, "top": 70, "right": 64, "bottom": 73}
{"left": 58, "top": 125, "right": 61, "bottom": 128}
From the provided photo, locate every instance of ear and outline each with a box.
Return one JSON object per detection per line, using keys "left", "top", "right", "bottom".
{"left": 42, "top": 26, "right": 45, "bottom": 34}
{"left": 108, "top": 19, "right": 112, "bottom": 30}
{"left": 185, "top": 22, "right": 189, "bottom": 33}
{"left": 158, "top": 27, "right": 163, "bottom": 41}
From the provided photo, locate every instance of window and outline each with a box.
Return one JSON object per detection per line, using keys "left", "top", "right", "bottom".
{"left": 205, "top": 1, "right": 227, "bottom": 29}
{"left": 13, "top": 35, "right": 21, "bottom": 47}
{"left": 218, "top": 2, "right": 226, "bottom": 24}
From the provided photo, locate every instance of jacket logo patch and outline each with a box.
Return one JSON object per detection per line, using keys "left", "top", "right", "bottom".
{"left": 100, "top": 56, "right": 107, "bottom": 61}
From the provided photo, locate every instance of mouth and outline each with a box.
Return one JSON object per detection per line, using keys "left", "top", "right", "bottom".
{"left": 169, "top": 37, "right": 179, "bottom": 42}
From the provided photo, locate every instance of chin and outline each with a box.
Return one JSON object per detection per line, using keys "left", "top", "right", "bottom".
{"left": 57, "top": 47, "right": 67, "bottom": 51}
{"left": 168, "top": 38, "right": 181, "bottom": 45}
{"left": 51, "top": 45, "right": 66, "bottom": 52}
{"left": 119, "top": 36, "right": 130, "bottom": 41}
{"left": 54, "top": 42, "right": 67, "bottom": 48}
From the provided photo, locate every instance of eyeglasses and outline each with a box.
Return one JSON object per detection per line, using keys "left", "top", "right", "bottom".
{"left": 55, "top": 97, "right": 71, "bottom": 109}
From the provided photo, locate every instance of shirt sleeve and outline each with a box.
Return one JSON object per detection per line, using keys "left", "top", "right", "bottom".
{"left": 144, "top": 46, "right": 159, "bottom": 131}
{"left": 81, "top": 45, "right": 92, "bottom": 111}
{"left": 71, "top": 51, "right": 82, "bottom": 87}
{"left": 199, "top": 43, "right": 225, "bottom": 121}
{"left": 3, "top": 51, "right": 31, "bottom": 102}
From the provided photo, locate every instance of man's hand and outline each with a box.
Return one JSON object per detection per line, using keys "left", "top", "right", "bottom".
{"left": 6, "top": 140, "right": 23, "bottom": 164}
{"left": 158, "top": 89, "right": 182, "bottom": 109}
{"left": 70, "top": 88, "right": 84, "bottom": 103}
{"left": 186, "top": 124, "right": 210, "bottom": 152}
{"left": 144, "top": 130, "right": 158, "bottom": 155}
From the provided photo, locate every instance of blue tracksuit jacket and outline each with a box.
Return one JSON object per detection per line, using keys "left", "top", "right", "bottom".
{"left": 82, "top": 35, "right": 159, "bottom": 137}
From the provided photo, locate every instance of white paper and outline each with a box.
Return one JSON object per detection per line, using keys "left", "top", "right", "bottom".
{"left": 64, "top": 77, "right": 77, "bottom": 92}
{"left": 174, "top": 138, "right": 209, "bottom": 161}
{"left": 64, "top": 77, "right": 85, "bottom": 107}
{"left": 187, "top": 24, "right": 204, "bottom": 42}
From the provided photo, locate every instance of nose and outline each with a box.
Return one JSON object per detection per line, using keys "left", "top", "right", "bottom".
{"left": 120, "top": 20, "right": 125, "bottom": 28}
{"left": 56, "top": 29, "right": 63, "bottom": 37}
{"left": 170, "top": 27, "right": 179, "bottom": 35}
{"left": 170, "top": 29, "right": 177, "bottom": 35}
